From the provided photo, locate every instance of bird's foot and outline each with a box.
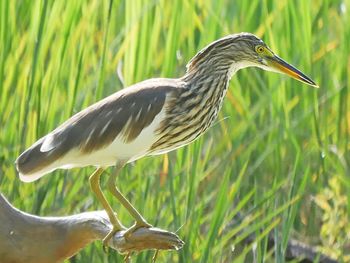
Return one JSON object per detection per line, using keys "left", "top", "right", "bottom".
{"left": 103, "top": 225, "right": 125, "bottom": 252}
{"left": 124, "top": 220, "right": 152, "bottom": 239}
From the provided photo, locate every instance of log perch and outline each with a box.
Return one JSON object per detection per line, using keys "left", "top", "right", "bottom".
{"left": 0, "top": 192, "right": 337, "bottom": 263}
{"left": 0, "top": 193, "right": 184, "bottom": 263}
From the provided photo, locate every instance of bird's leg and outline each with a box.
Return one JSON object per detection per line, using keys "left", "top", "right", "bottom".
{"left": 152, "top": 250, "right": 159, "bottom": 262}
{"left": 107, "top": 162, "right": 152, "bottom": 236}
{"left": 89, "top": 168, "right": 125, "bottom": 248}
{"left": 124, "top": 252, "right": 131, "bottom": 262}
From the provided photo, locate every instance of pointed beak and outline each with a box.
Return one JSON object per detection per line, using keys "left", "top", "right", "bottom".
{"left": 266, "top": 55, "right": 318, "bottom": 88}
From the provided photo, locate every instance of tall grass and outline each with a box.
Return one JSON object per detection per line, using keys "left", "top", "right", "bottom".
{"left": 1, "top": 0, "right": 349, "bottom": 262}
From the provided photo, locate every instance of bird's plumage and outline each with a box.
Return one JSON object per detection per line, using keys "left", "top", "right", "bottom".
{"left": 15, "top": 32, "right": 318, "bottom": 248}
{"left": 16, "top": 78, "right": 183, "bottom": 181}
{"left": 16, "top": 32, "right": 317, "bottom": 183}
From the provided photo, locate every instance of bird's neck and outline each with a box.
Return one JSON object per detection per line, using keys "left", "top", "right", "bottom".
{"left": 181, "top": 70, "right": 230, "bottom": 103}
{"left": 149, "top": 62, "right": 232, "bottom": 153}
{"left": 184, "top": 56, "right": 231, "bottom": 81}
{"left": 177, "top": 65, "right": 230, "bottom": 131}
{"left": 181, "top": 57, "right": 234, "bottom": 97}
{"left": 179, "top": 53, "right": 236, "bottom": 113}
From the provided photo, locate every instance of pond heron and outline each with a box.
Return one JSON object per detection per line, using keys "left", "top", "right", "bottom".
{"left": 16, "top": 33, "right": 318, "bottom": 247}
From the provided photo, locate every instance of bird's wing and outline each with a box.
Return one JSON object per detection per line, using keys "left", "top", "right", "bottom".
{"left": 43, "top": 78, "right": 181, "bottom": 154}
{"left": 16, "top": 78, "right": 181, "bottom": 178}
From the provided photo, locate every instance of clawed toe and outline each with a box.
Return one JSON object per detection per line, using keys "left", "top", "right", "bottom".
{"left": 102, "top": 226, "right": 123, "bottom": 252}
{"left": 124, "top": 220, "right": 153, "bottom": 238}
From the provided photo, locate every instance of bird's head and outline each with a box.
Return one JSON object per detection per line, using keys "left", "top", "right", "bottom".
{"left": 187, "top": 33, "right": 318, "bottom": 88}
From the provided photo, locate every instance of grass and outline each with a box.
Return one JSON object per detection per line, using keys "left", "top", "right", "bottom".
{"left": 1, "top": 0, "right": 349, "bottom": 262}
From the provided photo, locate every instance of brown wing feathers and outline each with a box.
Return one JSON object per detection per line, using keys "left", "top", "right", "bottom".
{"left": 16, "top": 80, "right": 177, "bottom": 176}
{"left": 16, "top": 137, "right": 64, "bottom": 176}
{"left": 81, "top": 85, "right": 169, "bottom": 152}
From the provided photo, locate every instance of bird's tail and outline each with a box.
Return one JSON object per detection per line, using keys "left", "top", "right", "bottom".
{"left": 16, "top": 137, "right": 62, "bottom": 182}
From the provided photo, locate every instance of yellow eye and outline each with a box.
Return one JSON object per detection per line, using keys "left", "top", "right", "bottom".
{"left": 256, "top": 46, "right": 264, "bottom": 53}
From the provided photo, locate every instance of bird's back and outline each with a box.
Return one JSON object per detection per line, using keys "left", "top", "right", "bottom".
{"left": 16, "top": 78, "right": 183, "bottom": 182}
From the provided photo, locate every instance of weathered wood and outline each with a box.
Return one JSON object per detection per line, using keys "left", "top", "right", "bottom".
{"left": 0, "top": 193, "right": 183, "bottom": 263}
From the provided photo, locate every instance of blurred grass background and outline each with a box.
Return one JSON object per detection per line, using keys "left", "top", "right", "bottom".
{"left": 0, "top": 0, "right": 349, "bottom": 262}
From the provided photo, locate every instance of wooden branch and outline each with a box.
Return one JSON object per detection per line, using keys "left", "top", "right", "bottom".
{"left": 0, "top": 193, "right": 183, "bottom": 263}
{"left": 109, "top": 227, "right": 184, "bottom": 254}
{"left": 3, "top": 190, "right": 336, "bottom": 262}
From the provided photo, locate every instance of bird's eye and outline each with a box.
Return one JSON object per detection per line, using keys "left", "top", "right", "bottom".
{"left": 256, "top": 46, "right": 264, "bottom": 53}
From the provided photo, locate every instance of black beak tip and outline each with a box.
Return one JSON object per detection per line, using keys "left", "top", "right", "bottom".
{"left": 300, "top": 75, "right": 318, "bottom": 88}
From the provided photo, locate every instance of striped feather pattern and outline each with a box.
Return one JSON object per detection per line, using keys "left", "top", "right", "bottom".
{"left": 16, "top": 33, "right": 265, "bottom": 181}
{"left": 150, "top": 74, "right": 229, "bottom": 154}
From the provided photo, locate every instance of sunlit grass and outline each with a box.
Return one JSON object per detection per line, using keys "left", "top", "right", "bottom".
{"left": 0, "top": 0, "right": 349, "bottom": 262}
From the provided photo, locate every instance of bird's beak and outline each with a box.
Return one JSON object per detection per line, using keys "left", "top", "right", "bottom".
{"left": 266, "top": 55, "right": 318, "bottom": 88}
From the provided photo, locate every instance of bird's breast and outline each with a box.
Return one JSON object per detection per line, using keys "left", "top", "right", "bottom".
{"left": 149, "top": 78, "right": 229, "bottom": 154}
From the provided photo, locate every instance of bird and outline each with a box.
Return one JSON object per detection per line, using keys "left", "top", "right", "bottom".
{"left": 16, "top": 32, "right": 318, "bottom": 247}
